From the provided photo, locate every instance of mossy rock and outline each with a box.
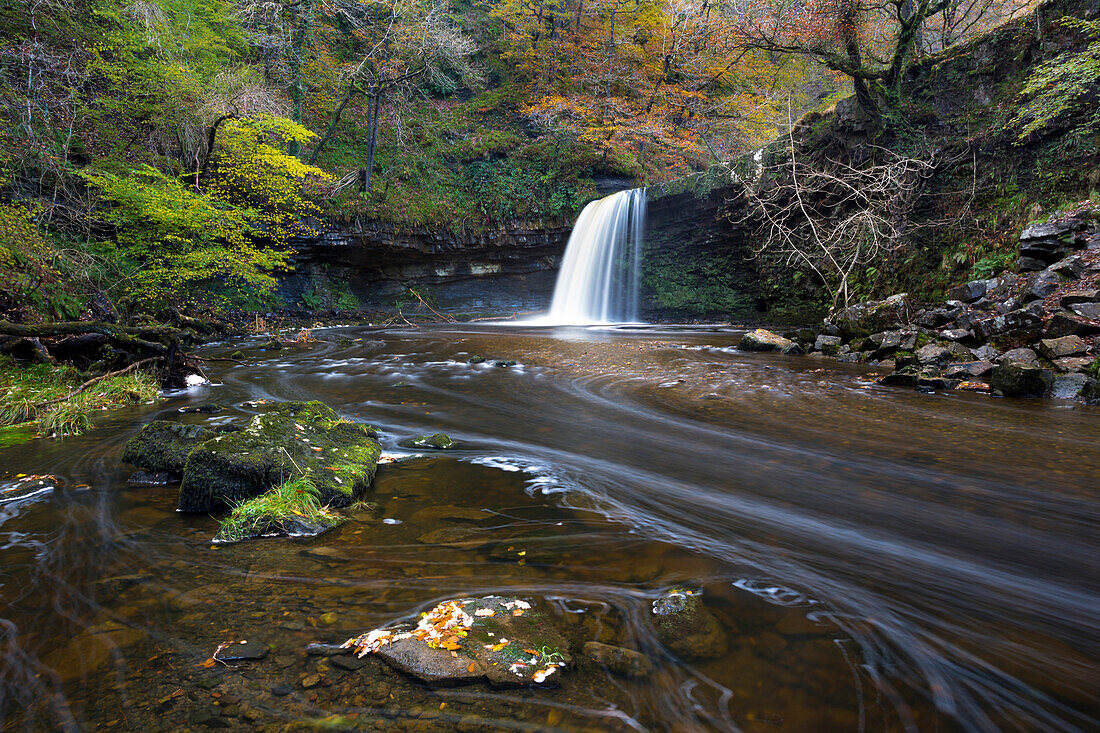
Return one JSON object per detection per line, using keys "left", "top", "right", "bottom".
{"left": 0, "top": 424, "right": 37, "bottom": 449}
{"left": 651, "top": 589, "right": 728, "bottom": 661}
{"left": 403, "top": 433, "right": 456, "bottom": 450}
{"left": 178, "top": 401, "right": 380, "bottom": 512}
{"left": 122, "top": 422, "right": 217, "bottom": 475}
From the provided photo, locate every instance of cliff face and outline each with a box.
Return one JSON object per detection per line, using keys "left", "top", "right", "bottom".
{"left": 281, "top": 220, "right": 572, "bottom": 314}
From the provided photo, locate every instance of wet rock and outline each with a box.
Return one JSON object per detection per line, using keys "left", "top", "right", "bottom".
{"left": 736, "top": 329, "right": 799, "bottom": 353}
{"left": 230, "top": 350, "right": 245, "bottom": 359}
{"left": 949, "top": 280, "right": 988, "bottom": 303}
{"left": 0, "top": 475, "right": 60, "bottom": 505}
{"left": 918, "top": 376, "right": 960, "bottom": 391}
{"left": 300, "top": 673, "right": 322, "bottom": 688}
{"left": 468, "top": 355, "right": 486, "bottom": 364}
{"left": 403, "top": 433, "right": 456, "bottom": 450}
{"left": 262, "top": 339, "right": 284, "bottom": 351}
{"left": 582, "top": 641, "right": 653, "bottom": 678}
{"left": 836, "top": 352, "right": 865, "bottom": 363}
{"left": 417, "top": 526, "right": 500, "bottom": 550}
{"left": 122, "top": 422, "right": 216, "bottom": 475}
{"left": 651, "top": 588, "right": 728, "bottom": 661}
{"left": 177, "top": 401, "right": 380, "bottom": 512}
{"left": 178, "top": 404, "right": 224, "bottom": 414}
{"left": 990, "top": 363, "right": 1054, "bottom": 397}
{"left": 493, "top": 360, "right": 518, "bottom": 368}
{"left": 271, "top": 684, "right": 293, "bottom": 696}
{"left": 813, "top": 334, "right": 842, "bottom": 355}
{"left": 877, "top": 372, "right": 920, "bottom": 388}
{"left": 1051, "top": 374, "right": 1095, "bottom": 400}
{"left": 1038, "top": 335, "right": 1087, "bottom": 360}
{"left": 997, "top": 347, "right": 1039, "bottom": 365}
{"left": 213, "top": 640, "right": 270, "bottom": 662}
{"left": 344, "top": 596, "right": 571, "bottom": 688}
{"left": 126, "top": 470, "right": 174, "bottom": 487}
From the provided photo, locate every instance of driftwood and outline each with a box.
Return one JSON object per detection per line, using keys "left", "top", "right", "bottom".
{"left": 0, "top": 319, "right": 201, "bottom": 388}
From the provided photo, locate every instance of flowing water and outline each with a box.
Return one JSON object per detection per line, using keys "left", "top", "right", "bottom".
{"left": 543, "top": 190, "right": 647, "bottom": 325}
{"left": 1, "top": 324, "right": 1098, "bottom": 732}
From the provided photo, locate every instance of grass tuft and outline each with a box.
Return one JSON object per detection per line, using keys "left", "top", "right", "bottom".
{"left": 215, "top": 474, "right": 343, "bottom": 543}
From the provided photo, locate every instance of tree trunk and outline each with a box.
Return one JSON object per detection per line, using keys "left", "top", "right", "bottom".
{"left": 363, "top": 93, "right": 382, "bottom": 192}
{"left": 309, "top": 87, "right": 358, "bottom": 165}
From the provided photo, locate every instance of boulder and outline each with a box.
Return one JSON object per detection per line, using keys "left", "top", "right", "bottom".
{"left": 1049, "top": 254, "right": 1087, "bottom": 279}
{"left": 915, "top": 344, "right": 952, "bottom": 366}
{"left": 1070, "top": 302, "right": 1100, "bottom": 321}
{"left": 997, "top": 347, "right": 1040, "bottom": 365}
{"left": 1038, "top": 335, "right": 1087, "bottom": 360}
{"left": 918, "top": 376, "right": 960, "bottom": 391}
{"left": 1044, "top": 311, "right": 1100, "bottom": 338}
{"left": 177, "top": 401, "right": 380, "bottom": 512}
{"left": 651, "top": 589, "right": 727, "bottom": 660}
{"left": 948, "top": 280, "right": 988, "bottom": 303}
{"left": 342, "top": 596, "right": 571, "bottom": 687}
{"left": 814, "top": 334, "right": 843, "bottom": 356}
{"left": 972, "top": 344, "right": 1000, "bottom": 362}
{"left": 1024, "top": 270, "right": 1064, "bottom": 301}
{"left": 1018, "top": 256, "right": 1047, "bottom": 272}
{"left": 944, "top": 361, "right": 996, "bottom": 379}
{"left": 1051, "top": 374, "right": 1095, "bottom": 400}
{"left": 1019, "top": 220, "right": 1084, "bottom": 264}
{"left": 122, "top": 422, "right": 217, "bottom": 476}
{"left": 582, "top": 642, "right": 653, "bottom": 678}
{"left": 989, "top": 364, "right": 1053, "bottom": 398}
{"left": 826, "top": 294, "right": 914, "bottom": 339}
{"left": 737, "top": 329, "right": 799, "bottom": 354}
{"left": 1061, "top": 290, "right": 1099, "bottom": 307}
{"left": 878, "top": 372, "right": 920, "bottom": 388}
{"left": 1054, "top": 356, "right": 1095, "bottom": 372}
{"left": 940, "top": 328, "right": 972, "bottom": 342}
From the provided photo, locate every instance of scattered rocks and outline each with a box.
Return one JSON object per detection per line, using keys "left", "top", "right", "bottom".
{"left": 582, "top": 642, "right": 653, "bottom": 678}
{"left": 651, "top": 589, "right": 727, "bottom": 661}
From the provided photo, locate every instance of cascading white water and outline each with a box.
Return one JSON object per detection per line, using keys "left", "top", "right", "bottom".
{"left": 541, "top": 188, "right": 647, "bottom": 324}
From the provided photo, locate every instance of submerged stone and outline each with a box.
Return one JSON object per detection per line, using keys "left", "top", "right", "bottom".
{"left": 582, "top": 641, "right": 653, "bottom": 678}
{"left": 213, "top": 640, "right": 270, "bottom": 662}
{"left": 342, "top": 596, "right": 570, "bottom": 688}
{"left": 0, "top": 474, "right": 59, "bottom": 505}
{"left": 651, "top": 588, "right": 728, "bottom": 661}
{"left": 179, "top": 401, "right": 380, "bottom": 512}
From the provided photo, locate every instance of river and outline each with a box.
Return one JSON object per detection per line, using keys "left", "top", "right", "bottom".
{"left": 1, "top": 324, "right": 1098, "bottom": 732}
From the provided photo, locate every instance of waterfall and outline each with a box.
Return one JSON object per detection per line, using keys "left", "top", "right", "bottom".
{"left": 542, "top": 188, "right": 647, "bottom": 324}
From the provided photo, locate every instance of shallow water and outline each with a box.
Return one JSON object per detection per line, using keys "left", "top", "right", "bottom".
{"left": 1, "top": 324, "right": 1098, "bottom": 732}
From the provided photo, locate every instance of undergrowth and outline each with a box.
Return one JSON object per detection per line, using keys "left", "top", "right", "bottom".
{"left": 0, "top": 357, "right": 160, "bottom": 439}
